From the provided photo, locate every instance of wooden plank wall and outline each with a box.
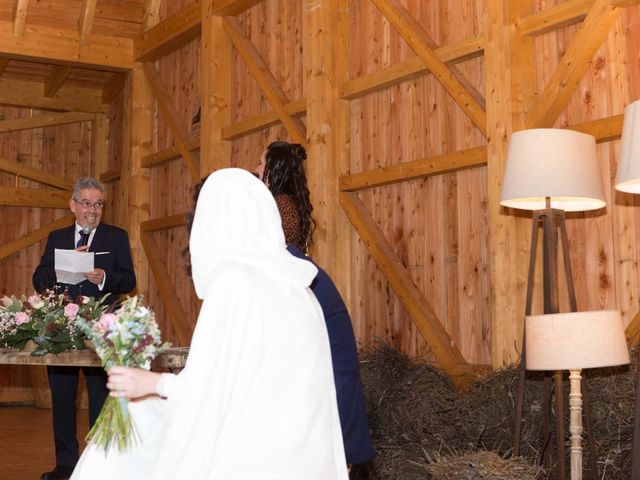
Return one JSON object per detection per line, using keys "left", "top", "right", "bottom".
{"left": 144, "top": 0, "right": 201, "bottom": 344}
{"left": 229, "top": 0, "right": 304, "bottom": 170}
{"left": 3, "top": 0, "right": 640, "bottom": 379}
{"left": 348, "top": 0, "right": 489, "bottom": 363}
{"left": 0, "top": 106, "right": 93, "bottom": 401}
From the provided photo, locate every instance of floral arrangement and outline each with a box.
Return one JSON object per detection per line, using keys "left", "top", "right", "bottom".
{"left": 76, "top": 295, "right": 170, "bottom": 452}
{"left": 0, "top": 290, "right": 110, "bottom": 355}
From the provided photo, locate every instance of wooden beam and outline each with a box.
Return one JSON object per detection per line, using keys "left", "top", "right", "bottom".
{"left": 142, "top": 62, "right": 200, "bottom": 182}
{"left": 304, "top": 0, "right": 352, "bottom": 320}
{"left": 221, "top": 100, "right": 306, "bottom": 141}
{"left": 0, "top": 20, "right": 134, "bottom": 70}
{"left": 518, "top": 0, "right": 640, "bottom": 36}
{"left": 526, "top": 0, "right": 621, "bottom": 128}
{"left": 626, "top": 312, "right": 640, "bottom": 346}
{"left": 223, "top": 17, "right": 306, "bottom": 145}
{"left": 78, "top": 0, "right": 98, "bottom": 46}
{"left": 370, "top": 0, "right": 487, "bottom": 137}
{"left": 0, "top": 77, "right": 107, "bottom": 113}
{"left": 143, "top": 0, "right": 163, "bottom": 29}
{"left": 141, "top": 213, "right": 189, "bottom": 232}
{"left": 518, "top": 0, "right": 593, "bottom": 36}
{"left": 43, "top": 66, "right": 73, "bottom": 98}
{"left": 485, "top": 0, "right": 538, "bottom": 367}
{"left": 201, "top": 2, "right": 232, "bottom": 173}
{"left": 0, "top": 157, "right": 73, "bottom": 190}
{"left": 134, "top": 1, "right": 202, "bottom": 62}
{"left": 140, "top": 231, "right": 192, "bottom": 345}
{"left": 101, "top": 73, "right": 126, "bottom": 104}
{"left": 99, "top": 169, "right": 120, "bottom": 184}
{"left": 339, "top": 191, "right": 479, "bottom": 387}
{"left": 568, "top": 114, "right": 624, "bottom": 143}
{"left": 0, "top": 111, "right": 94, "bottom": 133}
{"left": 92, "top": 114, "right": 109, "bottom": 180}
{"left": 340, "top": 146, "right": 487, "bottom": 192}
{"left": 0, "top": 186, "right": 69, "bottom": 208}
{"left": 13, "top": 0, "right": 30, "bottom": 37}
{"left": 0, "top": 214, "right": 74, "bottom": 261}
{"left": 340, "top": 35, "right": 485, "bottom": 100}
{"left": 118, "top": 67, "right": 152, "bottom": 304}
{"left": 0, "top": 57, "right": 9, "bottom": 76}
{"left": 141, "top": 135, "right": 200, "bottom": 168}
{"left": 211, "top": 0, "right": 264, "bottom": 15}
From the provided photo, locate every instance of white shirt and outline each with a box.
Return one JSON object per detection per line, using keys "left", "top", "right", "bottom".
{"left": 75, "top": 223, "right": 106, "bottom": 290}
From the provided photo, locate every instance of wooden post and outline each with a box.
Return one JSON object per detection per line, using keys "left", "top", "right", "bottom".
{"left": 303, "top": 0, "right": 351, "bottom": 302}
{"left": 201, "top": 1, "right": 232, "bottom": 174}
{"left": 485, "top": 0, "right": 537, "bottom": 367}
{"left": 118, "top": 68, "right": 152, "bottom": 297}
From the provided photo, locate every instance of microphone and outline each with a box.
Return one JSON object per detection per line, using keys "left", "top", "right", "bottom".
{"left": 79, "top": 224, "right": 92, "bottom": 247}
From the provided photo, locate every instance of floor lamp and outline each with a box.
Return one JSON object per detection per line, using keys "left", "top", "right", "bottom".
{"left": 613, "top": 98, "right": 640, "bottom": 478}
{"left": 526, "top": 310, "right": 630, "bottom": 480}
{"left": 500, "top": 128, "right": 606, "bottom": 480}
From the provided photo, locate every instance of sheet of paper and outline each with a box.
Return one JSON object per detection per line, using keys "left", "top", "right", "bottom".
{"left": 54, "top": 249, "right": 94, "bottom": 285}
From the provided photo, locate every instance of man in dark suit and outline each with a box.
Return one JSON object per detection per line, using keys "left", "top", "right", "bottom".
{"left": 32, "top": 177, "right": 136, "bottom": 480}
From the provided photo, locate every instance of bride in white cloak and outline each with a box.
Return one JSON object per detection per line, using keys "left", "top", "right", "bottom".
{"left": 71, "top": 168, "right": 349, "bottom": 480}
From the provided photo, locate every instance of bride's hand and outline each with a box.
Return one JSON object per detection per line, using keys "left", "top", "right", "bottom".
{"left": 107, "top": 366, "right": 162, "bottom": 399}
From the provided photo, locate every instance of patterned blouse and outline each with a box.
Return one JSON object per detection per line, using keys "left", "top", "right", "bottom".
{"left": 274, "top": 194, "right": 302, "bottom": 250}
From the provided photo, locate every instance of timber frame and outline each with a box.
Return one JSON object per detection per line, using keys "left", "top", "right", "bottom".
{"left": 2, "top": 0, "right": 640, "bottom": 389}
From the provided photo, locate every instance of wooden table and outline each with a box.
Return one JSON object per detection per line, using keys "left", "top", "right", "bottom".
{"left": 0, "top": 343, "right": 189, "bottom": 370}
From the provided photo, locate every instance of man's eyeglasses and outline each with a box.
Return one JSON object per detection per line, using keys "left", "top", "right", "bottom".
{"left": 74, "top": 199, "right": 105, "bottom": 209}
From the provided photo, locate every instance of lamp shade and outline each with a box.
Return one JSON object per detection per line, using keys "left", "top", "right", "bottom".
{"left": 525, "top": 310, "right": 629, "bottom": 371}
{"left": 615, "top": 99, "right": 640, "bottom": 193}
{"left": 500, "top": 128, "right": 605, "bottom": 211}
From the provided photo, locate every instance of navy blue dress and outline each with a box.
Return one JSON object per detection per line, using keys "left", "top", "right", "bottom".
{"left": 287, "top": 245, "right": 374, "bottom": 464}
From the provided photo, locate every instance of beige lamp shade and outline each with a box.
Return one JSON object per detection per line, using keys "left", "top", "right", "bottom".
{"left": 500, "top": 128, "right": 605, "bottom": 211}
{"left": 615, "top": 99, "right": 640, "bottom": 193}
{"left": 525, "top": 310, "right": 630, "bottom": 371}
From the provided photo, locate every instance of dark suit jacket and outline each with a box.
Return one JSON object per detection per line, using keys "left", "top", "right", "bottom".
{"left": 32, "top": 222, "right": 136, "bottom": 301}
{"left": 287, "top": 245, "right": 374, "bottom": 464}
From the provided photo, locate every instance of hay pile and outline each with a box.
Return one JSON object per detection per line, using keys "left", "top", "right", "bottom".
{"left": 351, "top": 344, "right": 637, "bottom": 479}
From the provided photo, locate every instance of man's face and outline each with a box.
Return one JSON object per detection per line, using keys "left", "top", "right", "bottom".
{"left": 69, "top": 188, "right": 104, "bottom": 229}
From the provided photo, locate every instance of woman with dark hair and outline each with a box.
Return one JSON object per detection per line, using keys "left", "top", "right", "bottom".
{"left": 257, "top": 141, "right": 374, "bottom": 466}
{"left": 256, "top": 141, "right": 316, "bottom": 253}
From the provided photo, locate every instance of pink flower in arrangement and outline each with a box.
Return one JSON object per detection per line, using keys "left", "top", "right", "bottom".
{"left": 27, "top": 294, "right": 40, "bottom": 307}
{"left": 15, "top": 312, "right": 30, "bottom": 325}
{"left": 1, "top": 296, "right": 12, "bottom": 308}
{"left": 64, "top": 303, "right": 80, "bottom": 319}
{"left": 97, "top": 313, "right": 117, "bottom": 332}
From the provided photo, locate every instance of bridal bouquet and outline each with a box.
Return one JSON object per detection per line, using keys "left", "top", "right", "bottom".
{"left": 76, "top": 295, "right": 169, "bottom": 452}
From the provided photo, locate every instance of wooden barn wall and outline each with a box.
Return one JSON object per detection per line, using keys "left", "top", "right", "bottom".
{"left": 348, "top": 0, "right": 489, "bottom": 364}
{"left": 103, "top": 87, "right": 126, "bottom": 226}
{"left": 0, "top": 106, "right": 94, "bottom": 401}
{"left": 530, "top": 3, "right": 640, "bottom": 328}
{"left": 146, "top": 6, "right": 201, "bottom": 345}
{"left": 229, "top": 0, "right": 305, "bottom": 170}
{"left": 211, "top": 0, "right": 640, "bottom": 368}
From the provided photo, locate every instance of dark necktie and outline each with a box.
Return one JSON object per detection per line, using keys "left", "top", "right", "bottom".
{"left": 77, "top": 233, "right": 89, "bottom": 248}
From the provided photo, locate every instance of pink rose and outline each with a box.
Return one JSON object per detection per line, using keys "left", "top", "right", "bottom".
{"left": 64, "top": 303, "right": 80, "bottom": 319}
{"left": 97, "top": 313, "right": 117, "bottom": 332}
{"left": 1, "top": 296, "right": 12, "bottom": 308}
{"left": 15, "top": 312, "right": 30, "bottom": 325}
{"left": 27, "top": 294, "right": 40, "bottom": 307}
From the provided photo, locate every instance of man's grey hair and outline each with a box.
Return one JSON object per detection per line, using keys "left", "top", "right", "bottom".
{"left": 72, "top": 177, "right": 105, "bottom": 200}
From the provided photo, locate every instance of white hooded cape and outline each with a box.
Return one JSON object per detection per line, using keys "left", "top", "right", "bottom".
{"left": 71, "top": 168, "right": 348, "bottom": 480}
{"left": 152, "top": 169, "right": 348, "bottom": 479}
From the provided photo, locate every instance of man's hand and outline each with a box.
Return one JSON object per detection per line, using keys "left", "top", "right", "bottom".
{"left": 84, "top": 268, "right": 105, "bottom": 285}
